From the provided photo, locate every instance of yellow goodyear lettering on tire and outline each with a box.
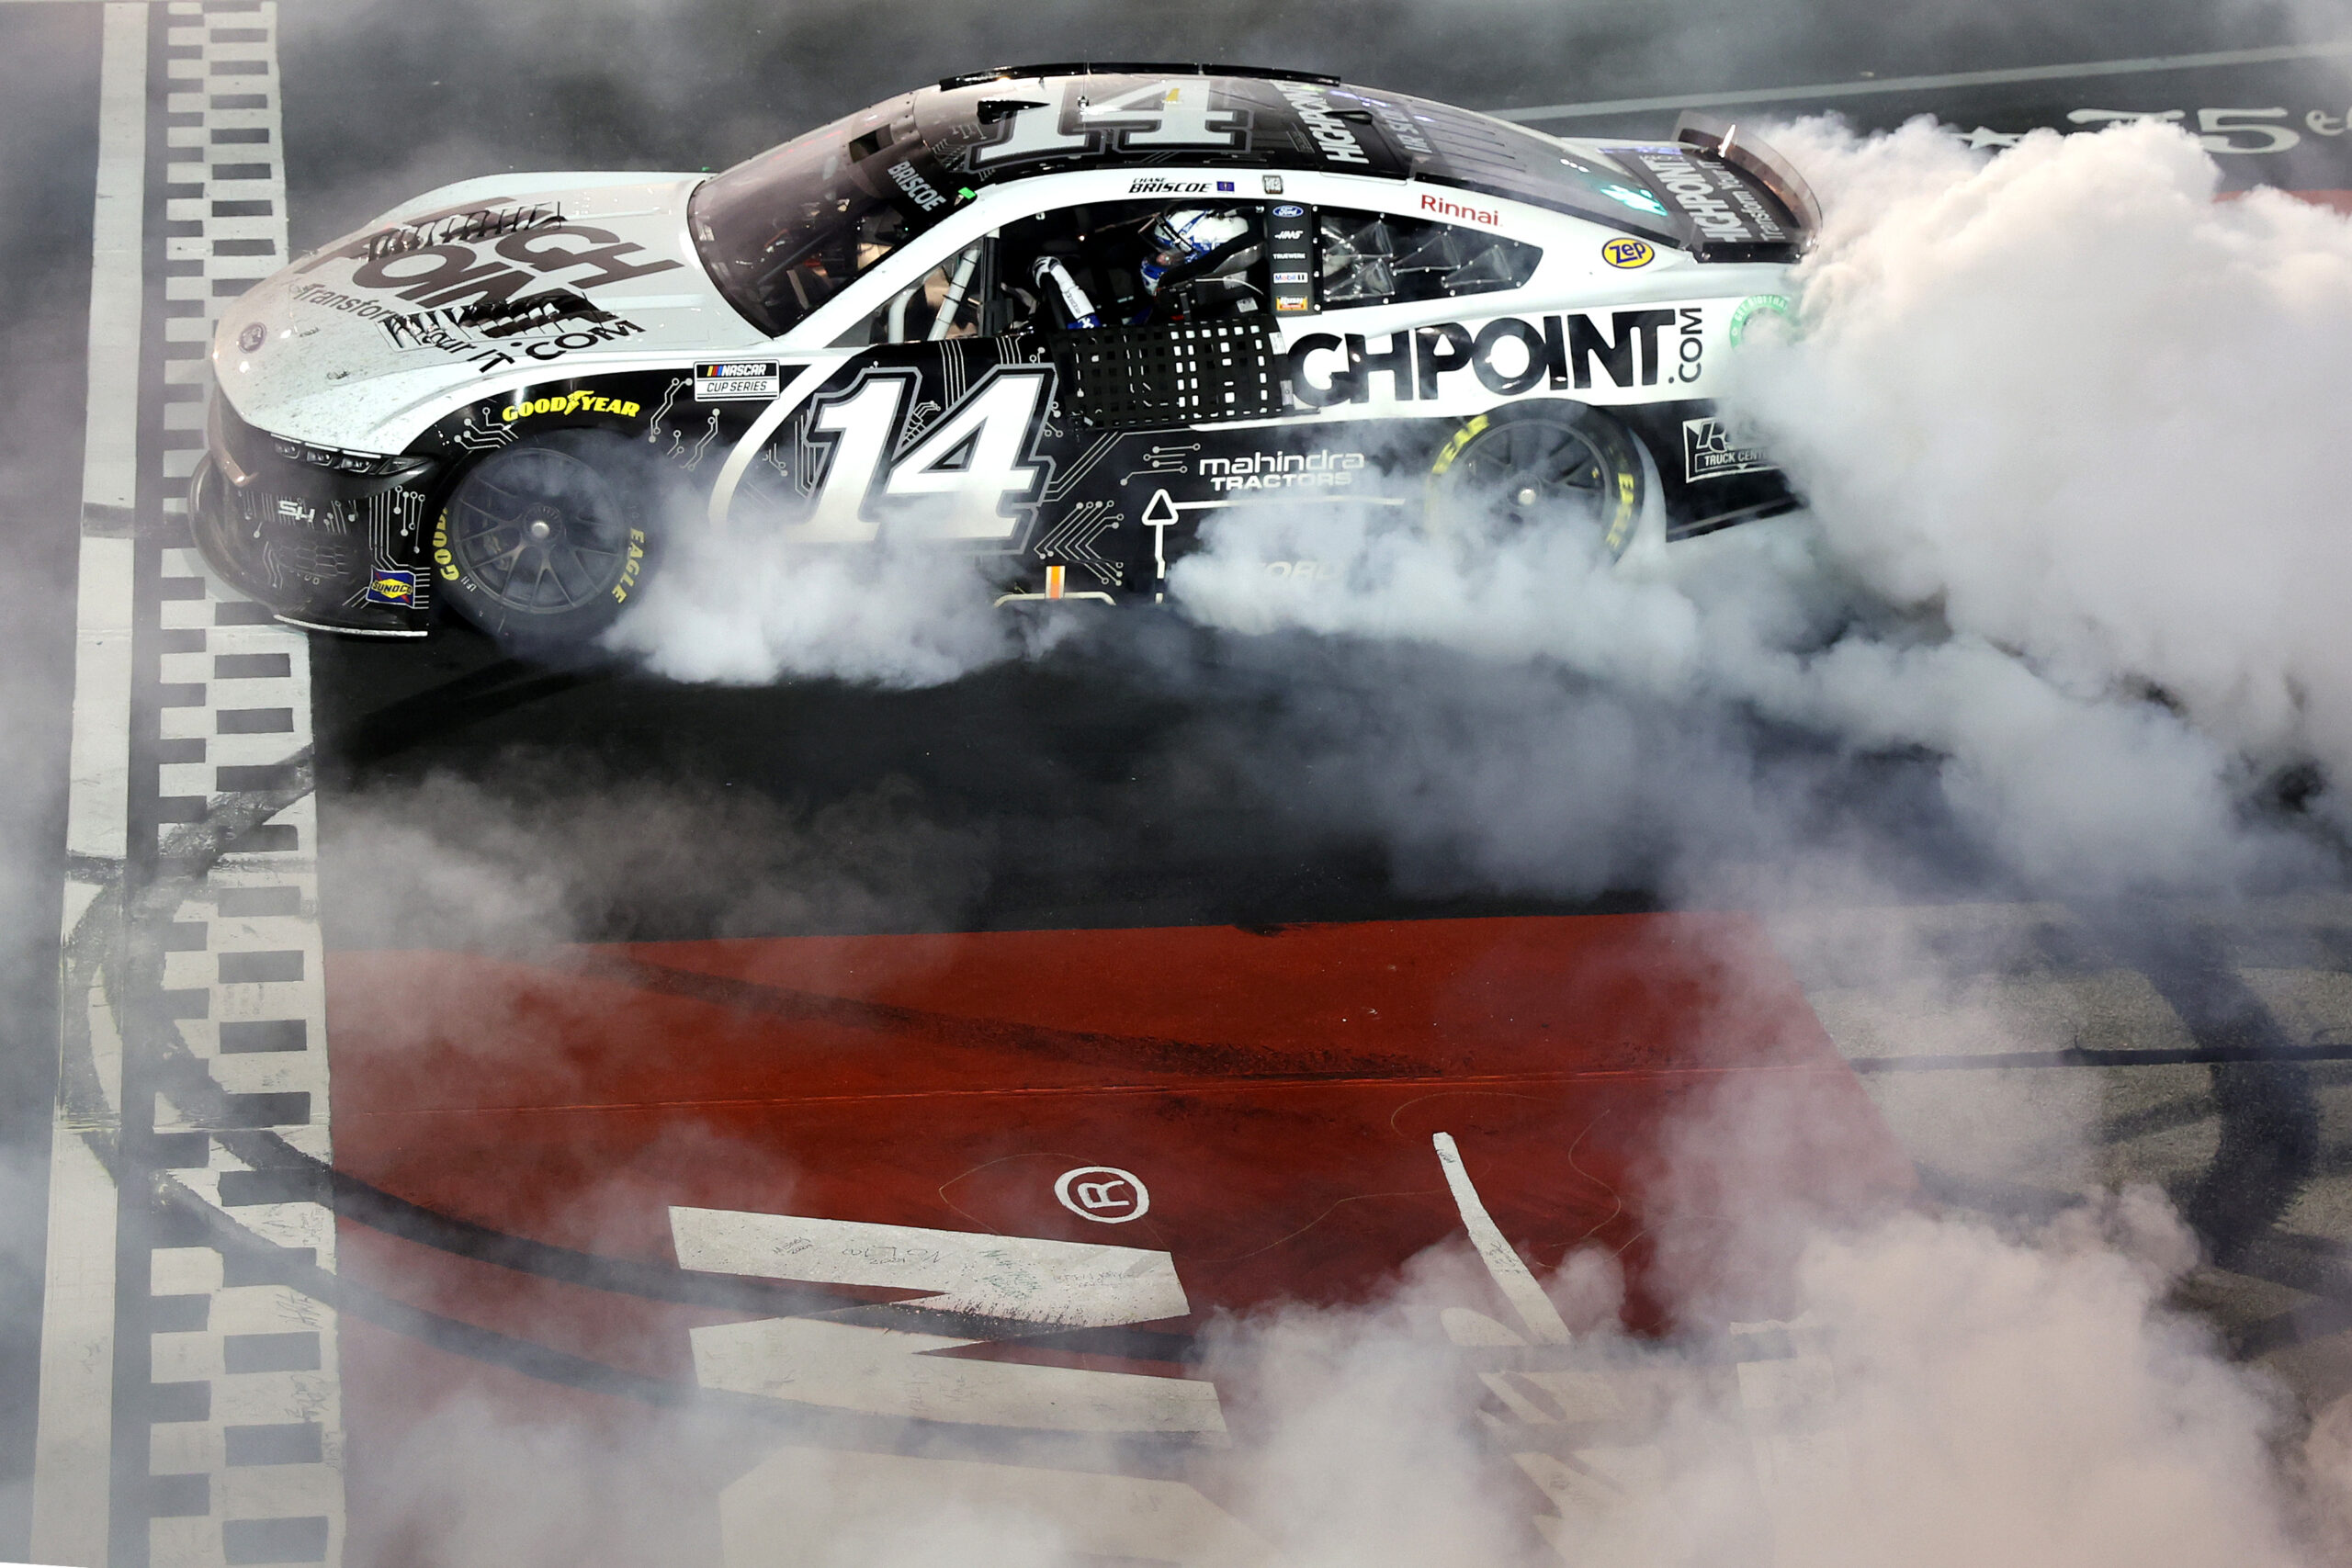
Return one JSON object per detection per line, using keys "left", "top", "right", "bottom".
{"left": 1601, "top": 237, "right": 1654, "bottom": 268}
{"left": 612, "top": 526, "right": 647, "bottom": 604}
{"left": 502, "top": 390, "right": 644, "bottom": 423}
{"left": 1430, "top": 414, "right": 1489, "bottom": 477}
{"left": 1603, "top": 470, "right": 1639, "bottom": 555}
{"left": 432, "top": 512, "right": 458, "bottom": 581}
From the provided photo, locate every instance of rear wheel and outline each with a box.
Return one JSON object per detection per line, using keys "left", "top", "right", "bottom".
{"left": 1426, "top": 401, "right": 1645, "bottom": 560}
{"left": 435, "top": 430, "right": 660, "bottom": 650}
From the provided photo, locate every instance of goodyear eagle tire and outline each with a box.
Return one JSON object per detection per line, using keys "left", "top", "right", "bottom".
{"left": 1426, "top": 400, "right": 1645, "bottom": 561}
{"left": 434, "top": 429, "right": 660, "bottom": 651}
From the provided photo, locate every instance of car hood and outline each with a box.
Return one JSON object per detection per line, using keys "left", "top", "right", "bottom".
{"left": 214, "top": 172, "right": 769, "bottom": 452}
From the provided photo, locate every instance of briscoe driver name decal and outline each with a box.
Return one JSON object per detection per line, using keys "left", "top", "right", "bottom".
{"left": 695, "top": 360, "right": 784, "bottom": 400}
{"left": 1287, "top": 306, "right": 1710, "bottom": 407}
{"left": 1683, "top": 416, "right": 1775, "bottom": 481}
{"left": 1624, "top": 145, "right": 1790, "bottom": 248}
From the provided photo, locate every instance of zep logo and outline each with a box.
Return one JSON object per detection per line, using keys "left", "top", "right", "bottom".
{"left": 1601, "top": 237, "right": 1655, "bottom": 268}
{"left": 1055, "top": 1166, "right": 1150, "bottom": 1223}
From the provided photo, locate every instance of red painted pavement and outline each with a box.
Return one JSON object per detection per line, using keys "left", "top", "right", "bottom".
{"left": 325, "top": 913, "right": 1913, "bottom": 1556}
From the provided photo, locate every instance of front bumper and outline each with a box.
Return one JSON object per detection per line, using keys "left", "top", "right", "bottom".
{"left": 189, "top": 400, "right": 440, "bottom": 637}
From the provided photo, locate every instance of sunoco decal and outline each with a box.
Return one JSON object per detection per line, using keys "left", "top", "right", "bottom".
{"left": 1683, "top": 416, "right": 1774, "bottom": 481}
{"left": 1728, "top": 294, "right": 1793, "bottom": 346}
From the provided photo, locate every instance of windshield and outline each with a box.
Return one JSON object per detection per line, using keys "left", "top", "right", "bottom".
{"left": 690, "top": 99, "right": 927, "bottom": 337}
{"left": 1332, "top": 88, "right": 1684, "bottom": 245}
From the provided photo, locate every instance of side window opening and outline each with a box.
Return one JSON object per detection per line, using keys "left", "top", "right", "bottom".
{"left": 1317, "top": 206, "right": 1540, "bottom": 309}
{"left": 842, "top": 239, "right": 989, "bottom": 345}
{"left": 992, "top": 201, "right": 1267, "bottom": 334}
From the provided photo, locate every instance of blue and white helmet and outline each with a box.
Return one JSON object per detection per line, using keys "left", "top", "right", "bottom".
{"left": 1139, "top": 209, "right": 1252, "bottom": 294}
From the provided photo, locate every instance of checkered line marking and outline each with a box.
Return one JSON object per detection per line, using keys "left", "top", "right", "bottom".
{"left": 149, "top": 6, "right": 345, "bottom": 1565}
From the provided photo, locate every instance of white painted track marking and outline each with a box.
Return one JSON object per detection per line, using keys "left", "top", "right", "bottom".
{"left": 34, "top": 7, "right": 147, "bottom": 1562}
{"left": 40, "top": 6, "right": 347, "bottom": 1564}
{"left": 670, "top": 1206, "right": 1190, "bottom": 1326}
{"left": 1431, "top": 1132, "right": 1573, "bottom": 1345}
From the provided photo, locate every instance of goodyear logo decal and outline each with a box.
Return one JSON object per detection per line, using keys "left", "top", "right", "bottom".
{"left": 502, "top": 389, "right": 642, "bottom": 422}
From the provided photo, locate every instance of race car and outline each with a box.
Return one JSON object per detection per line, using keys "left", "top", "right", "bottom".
{"left": 192, "top": 63, "right": 1817, "bottom": 648}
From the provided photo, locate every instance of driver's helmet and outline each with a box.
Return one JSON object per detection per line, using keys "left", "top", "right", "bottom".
{"left": 1140, "top": 209, "right": 1252, "bottom": 294}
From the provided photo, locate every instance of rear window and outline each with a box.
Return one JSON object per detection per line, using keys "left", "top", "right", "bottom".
{"left": 1317, "top": 206, "right": 1540, "bottom": 309}
{"left": 1337, "top": 90, "right": 1684, "bottom": 244}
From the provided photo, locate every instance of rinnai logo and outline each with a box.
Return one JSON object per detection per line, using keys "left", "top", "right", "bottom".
{"left": 1055, "top": 1166, "right": 1150, "bottom": 1223}
{"left": 888, "top": 160, "right": 946, "bottom": 211}
{"left": 1420, "top": 191, "right": 1500, "bottom": 227}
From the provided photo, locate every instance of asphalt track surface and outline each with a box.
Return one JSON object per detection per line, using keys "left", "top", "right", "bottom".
{"left": 2, "top": 3, "right": 2351, "bottom": 1563}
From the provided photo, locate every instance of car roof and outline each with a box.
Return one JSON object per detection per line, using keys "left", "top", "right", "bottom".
{"left": 888, "top": 65, "right": 1689, "bottom": 247}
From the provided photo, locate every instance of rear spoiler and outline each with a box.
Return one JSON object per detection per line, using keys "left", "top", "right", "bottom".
{"left": 1674, "top": 112, "right": 1823, "bottom": 241}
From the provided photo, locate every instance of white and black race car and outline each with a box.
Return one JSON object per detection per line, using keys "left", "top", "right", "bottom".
{"left": 193, "top": 63, "right": 1816, "bottom": 647}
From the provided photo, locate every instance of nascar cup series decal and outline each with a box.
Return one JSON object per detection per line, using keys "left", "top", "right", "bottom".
{"left": 695, "top": 360, "right": 784, "bottom": 400}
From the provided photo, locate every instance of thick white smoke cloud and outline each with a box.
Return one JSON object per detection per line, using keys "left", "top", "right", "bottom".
{"left": 1741, "top": 117, "right": 2352, "bottom": 828}
{"left": 1170, "top": 118, "right": 2352, "bottom": 897}
{"left": 1190, "top": 1188, "right": 2329, "bottom": 1568}
{"left": 602, "top": 517, "right": 1030, "bottom": 688}
{"left": 316, "top": 114, "right": 2352, "bottom": 1567}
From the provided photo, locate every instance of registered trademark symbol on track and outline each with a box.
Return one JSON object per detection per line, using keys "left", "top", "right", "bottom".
{"left": 1054, "top": 1166, "right": 1149, "bottom": 1223}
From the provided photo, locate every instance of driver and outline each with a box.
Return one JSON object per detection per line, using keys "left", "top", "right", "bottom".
{"left": 1137, "top": 208, "right": 1252, "bottom": 299}
{"left": 1028, "top": 207, "right": 1255, "bottom": 329}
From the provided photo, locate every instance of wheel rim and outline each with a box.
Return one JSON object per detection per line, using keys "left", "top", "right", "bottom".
{"left": 447, "top": 447, "right": 632, "bottom": 615}
{"left": 1451, "top": 417, "right": 1613, "bottom": 534}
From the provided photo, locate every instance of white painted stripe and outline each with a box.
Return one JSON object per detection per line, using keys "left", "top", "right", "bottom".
{"left": 671, "top": 1206, "right": 1191, "bottom": 1326}
{"left": 63, "top": 537, "right": 134, "bottom": 864}
{"left": 1431, "top": 1133, "right": 1573, "bottom": 1345}
{"left": 1493, "top": 38, "right": 2352, "bottom": 122}
{"left": 34, "top": 7, "right": 147, "bottom": 1563}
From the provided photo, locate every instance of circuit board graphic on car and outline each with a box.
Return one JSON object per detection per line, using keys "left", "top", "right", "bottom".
{"left": 192, "top": 63, "right": 1816, "bottom": 649}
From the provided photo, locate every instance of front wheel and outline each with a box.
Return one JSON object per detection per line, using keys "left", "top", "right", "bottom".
{"left": 434, "top": 430, "right": 662, "bottom": 651}
{"left": 1426, "top": 401, "right": 1645, "bottom": 560}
